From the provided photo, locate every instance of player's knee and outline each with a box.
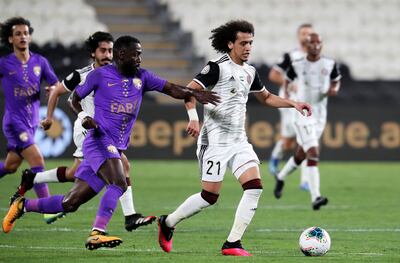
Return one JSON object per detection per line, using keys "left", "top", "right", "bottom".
{"left": 201, "top": 189, "right": 219, "bottom": 205}
{"left": 62, "top": 197, "right": 81, "bottom": 212}
{"left": 294, "top": 150, "right": 306, "bottom": 164}
{"left": 242, "top": 178, "right": 263, "bottom": 191}
{"left": 306, "top": 157, "right": 319, "bottom": 166}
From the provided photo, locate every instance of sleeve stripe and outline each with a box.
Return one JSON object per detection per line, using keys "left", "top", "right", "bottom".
{"left": 249, "top": 86, "right": 267, "bottom": 93}
{"left": 193, "top": 78, "right": 206, "bottom": 89}
{"left": 61, "top": 81, "right": 72, "bottom": 92}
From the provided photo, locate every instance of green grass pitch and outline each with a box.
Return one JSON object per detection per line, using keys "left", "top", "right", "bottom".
{"left": 0, "top": 160, "right": 399, "bottom": 262}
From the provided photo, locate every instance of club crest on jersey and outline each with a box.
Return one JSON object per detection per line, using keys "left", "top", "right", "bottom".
{"left": 200, "top": 65, "right": 210, "bottom": 74}
{"left": 33, "top": 66, "right": 41, "bottom": 76}
{"left": 107, "top": 145, "right": 118, "bottom": 154}
{"left": 133, "top": 78, "right": 142, "bottom": 89}
{"left": 19, "top": 132, "right": 29, "bottom": 142}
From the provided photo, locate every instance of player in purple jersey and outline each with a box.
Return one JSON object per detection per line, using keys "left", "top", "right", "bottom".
{"left": 3, "top": 35, "right": 219, "bottom": 250}
{"left": 0, "top": 17, "right": 61, "bottom": 222}
{"left": 13, "top": 31, "right": 156, "bottom": 231}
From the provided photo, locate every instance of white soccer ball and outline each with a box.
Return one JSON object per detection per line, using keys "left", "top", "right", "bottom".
{"left": 299, "top": 226, "right": 331, "bottom": 256}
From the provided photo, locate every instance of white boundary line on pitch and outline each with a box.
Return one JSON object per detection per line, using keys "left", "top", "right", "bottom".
{"left": 0, "top": 245, "right": 387, "bottom": 256}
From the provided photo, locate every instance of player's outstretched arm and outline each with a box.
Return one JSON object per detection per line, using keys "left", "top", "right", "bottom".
{"left": 69, "top": 91, "right": 97, "bottom": 129}
{"left": 69, "top": 91, "right": 83, "bottom": 115}
{"left": 184, "top": 81, "right": 202, "bottom": 137}
{"left": 41, "top": 82, "right": 68, "bottom": 130}
{"left": 162, "top": 81, "right": 220, "bottom": 105}
{"left": 255, "top": 90, "right": 312, "bottom": 116}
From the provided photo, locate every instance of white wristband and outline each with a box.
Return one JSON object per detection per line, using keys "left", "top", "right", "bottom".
{"left": 187, "top": 108, "right": 199, "bottom": 121}
{"left": 78, "top": 111, "right": 90, "bottom": 121}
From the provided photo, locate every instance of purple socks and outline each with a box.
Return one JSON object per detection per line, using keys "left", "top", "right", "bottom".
{"left": 31, "top": 166, "right": 50, "bottom": 198}
{"left": 0, "top": 162, "right": 13, "bottom": 178}
{"left": 25, "top": 195, "right": 64, "bottom": 213}
{"left": 92, "top": 184, "right": 124, "bottom": 231}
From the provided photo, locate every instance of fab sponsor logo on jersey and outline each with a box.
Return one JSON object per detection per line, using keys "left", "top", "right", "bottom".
{"left": 35, "top": 106, "right": 72, "bottom": 157}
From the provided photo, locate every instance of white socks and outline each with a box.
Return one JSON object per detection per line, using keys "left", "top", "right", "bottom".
{"left": 119, "top": 186, "right": 136, "bottom": 216}
{"left": 277, "top": 157, "right": 298, "bottom": 180}
{"left": 166, "top": 193, "right": 210, "bottom": 227}
{"left": 33, "top": 168, "right": 58, "bottom": 183}
{"left": 306, "top": 166, "right": 321, "bottom": 202}
{"left": 271, "top": 139, "right": 284, "bottom": 160}
{"left": 227, "top": 189, "right": 262, "bottom": 242}
{"left": 300, "top": 160, "right": 308, "bottom": 185}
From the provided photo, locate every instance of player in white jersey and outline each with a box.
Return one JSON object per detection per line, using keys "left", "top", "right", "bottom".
{"left": 157, "top": 20, "right": 312, "bottom": 256}
{"left": 273, "top": 33, "right": 341, "bottom": 210}
{"left": 268, "top": 24, "right": 314, "bottom": 192}
{"left": 13, "top": 32, "right": 156, "bottom": 229}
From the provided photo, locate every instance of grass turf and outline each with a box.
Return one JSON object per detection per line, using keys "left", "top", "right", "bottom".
{"left": 0, "top": 160, "right": 399, "bottom": 262}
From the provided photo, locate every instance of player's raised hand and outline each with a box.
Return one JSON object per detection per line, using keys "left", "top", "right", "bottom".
{"left": 295, "top": 102, "right": 312, "bottom": 116}
{"left": 82, "top": 116, "right": 98, "bottom": 129}
{"left": 191, "top": 89, "right": 220, "bottom": 105}
{"left": 186, "top": 120, "right": 200, "bottom": 137}
{"left": 40, "top": 118, "right": 53, "bottom": 130}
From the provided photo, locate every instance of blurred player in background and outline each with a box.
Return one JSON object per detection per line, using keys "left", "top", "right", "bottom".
{"left": 157, "top": 20, "right": 312, "bottom": 256}
{"left": 3, "top": 35, "right": 220, "bottom": 250}
{"left": 0, "top": 17, "right": 62, "bottom": 223}
{"left": 13, "top": 31, "right": 155, "bottom": 231}
{"left": 273, "top": 33, "right": 341, "bottom": 210}
{"left": 268, "top": 24, "right": 314, "bottom": 191}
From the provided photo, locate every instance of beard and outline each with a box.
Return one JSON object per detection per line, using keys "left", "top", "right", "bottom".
{"left": 120, "top": 62, "right": 138, "bottom": 77}
{"left": 99, "top": 58, "right": 112, "bottom": 66}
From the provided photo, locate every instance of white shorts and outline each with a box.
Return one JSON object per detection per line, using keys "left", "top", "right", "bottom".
{"left": 196, "top": 141, "right": 260, "bottom": 182}
{"left": 294, "top": 121, "right": 325, "bottom": 152}
{"left": 278, "top": 107, "right": 296, "bottom": 138}
{"left": 72, "top": 119, "right": 87, "bottom": 159}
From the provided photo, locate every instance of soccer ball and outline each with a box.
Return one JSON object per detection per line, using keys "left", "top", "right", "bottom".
{"left": 299, "top": 226, "right": 331, "bottom": 256}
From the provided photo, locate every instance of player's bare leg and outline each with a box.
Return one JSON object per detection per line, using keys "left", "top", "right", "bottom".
{"left": 0, "top": 151, "right": 22, "bottom": 179}
{"left": 85, "top": 158, "right": 126, "bottom": 250}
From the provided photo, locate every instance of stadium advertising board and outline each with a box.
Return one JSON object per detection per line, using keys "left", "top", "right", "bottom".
{"left": 0, "top": 102, "right": 398, "bottom": 161}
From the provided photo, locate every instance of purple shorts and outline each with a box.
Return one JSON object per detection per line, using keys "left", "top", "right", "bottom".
{"left": 74, "top": 160, "right": 105, "bottom": 193}
{"left": 2, "top": 121, "right": 36, "bottom": 155}
{"left": 82, "top": 129, "right": 122, "bottom": 173}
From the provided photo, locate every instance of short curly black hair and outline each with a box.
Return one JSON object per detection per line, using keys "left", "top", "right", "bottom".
{"left": 113, "top": 35, "right": 140, "bottom": 54}
{"left": 0, "top": 17, "right": 34, "bottom": 48}
{"left": 85, "top": 31, "right": 114, "bottom": 58}
{"left": 210, "top": 20, "right": 254, "bottom": 53}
